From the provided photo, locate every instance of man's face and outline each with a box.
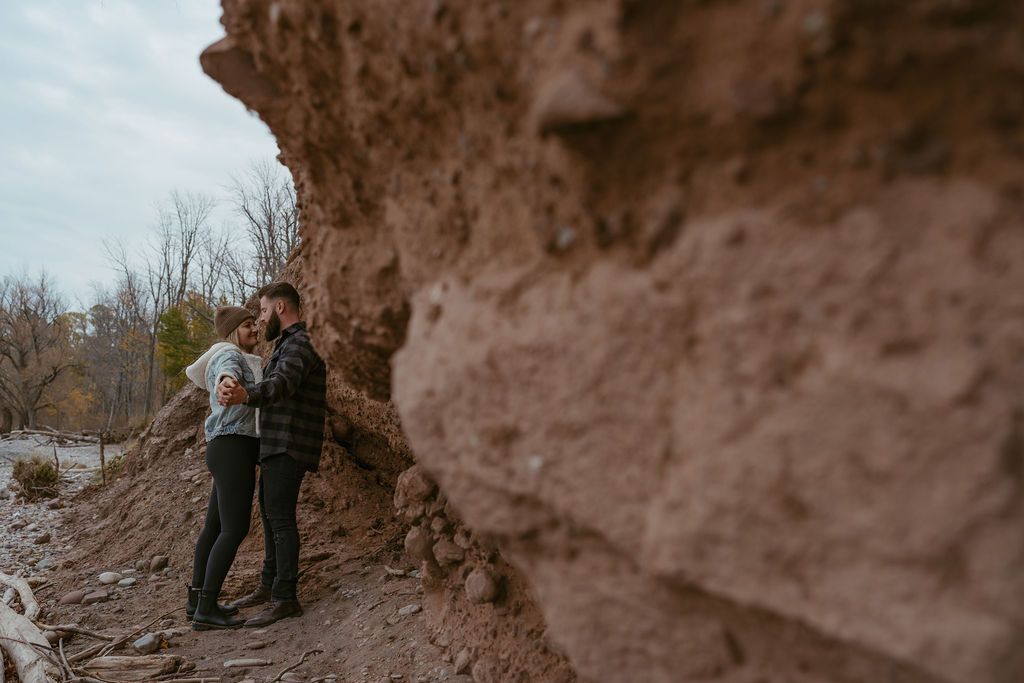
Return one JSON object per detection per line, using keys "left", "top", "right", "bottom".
{"left": 259, "top": 296, "right": 282, "bottom": 341}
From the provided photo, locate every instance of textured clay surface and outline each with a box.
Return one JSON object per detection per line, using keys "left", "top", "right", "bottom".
{"left": 203, "top": 1, "right": 1024, "bottom": 681}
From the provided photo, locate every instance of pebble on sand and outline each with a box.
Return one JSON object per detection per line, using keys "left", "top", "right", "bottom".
{"left": 98, "top": 572, "right": 123, "bottom": 584}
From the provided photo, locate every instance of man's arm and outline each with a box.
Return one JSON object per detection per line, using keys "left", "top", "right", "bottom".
{"left": 218, "top": 337, "right": 318, "bottom": 408}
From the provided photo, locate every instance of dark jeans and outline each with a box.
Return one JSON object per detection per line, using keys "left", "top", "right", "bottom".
{"left": 192, "top": 435, "right": 258, "bottom": 597}
{"left": 258, "top": 453, "right": 306, "bottom": 601}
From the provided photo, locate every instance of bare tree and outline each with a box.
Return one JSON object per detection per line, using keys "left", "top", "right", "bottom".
{"left": 0, "top": 271, "right": 72, "bottom": 429}
{"left": 103, "top": 190, "right": 217, "bottom": 414}
{"left": 228, "top": 158, "right": 299, "bottom": 289}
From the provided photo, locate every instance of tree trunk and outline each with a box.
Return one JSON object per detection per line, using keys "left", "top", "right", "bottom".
{"left": 0, "top": 601, "right": 59, "bottom": 683}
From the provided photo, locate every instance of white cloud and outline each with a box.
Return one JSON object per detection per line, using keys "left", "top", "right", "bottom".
{"left": 0, "top": 0, "right": 280, "bottom": 301}
{"left": 20, "top": 81, "right": 74, "bottom": 109}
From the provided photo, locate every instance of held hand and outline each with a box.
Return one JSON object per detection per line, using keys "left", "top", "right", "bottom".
{"left": 217, "top": 378, "right": 248, "bottom": 406}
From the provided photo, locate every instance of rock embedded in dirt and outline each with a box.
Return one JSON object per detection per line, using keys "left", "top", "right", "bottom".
{"left": 98, "top": 572, "right": 122, "bottom": 584}
{"left": 150, "top": 555, "right": 169, "bottom": 572}
{"left": 454, "top": 648, "right": 472, "bottom": 675}
{"left": 82, "top": 589, "right": 108, "bottom": 605}
{"left": 464, "top": 567, "right": 498, "bottom": 605}
{"left": 398, "top": 604, "right": 422, "bottom": 617}
{"left": 33, "top": 532, "right": 51, "bottom": 544}
{"left": 404, "top": 525, "right": 433, "bottom": 564}
{"left": 133, "top": 632, "right": 163, "bottom": 654}
{"left": 531, "top": 69, "right": 627, "bottom": 135}
{"left": 118, "top": 577, "right": 136, "bottom": 587}
{"left": 59, "top": 589, "right": 86, "bottom": 605}
{"left": 432, "top": 538, "right": 464, "bottom": 566}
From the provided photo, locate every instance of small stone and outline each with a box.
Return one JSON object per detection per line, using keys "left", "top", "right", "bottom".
{"left": 35, "top": 558, "right": 55, "bottom": 570}
{"left": 282, "top": 674, "right": 304, "bottom": 683}
{"left": 160, "top": 619, "right": 175, "bottom": 628}
{"left": 454, "top": 648, "right": 472, "bottom": 674}
{"left": 150, "top": 556, "right": 169, "bottom": 572}
{"left": 33, "top": 532, "right": 51, "bottom": 545}
{"left": 133, "top": 632, "right": 163, "bottom": 654}
{"left": 245, "top": 640, "right": 269, "bottom": 649}
{"left": 46, "top": 499, "right": 61, "bottom": 509}
{"left": 465, "top": 567, "right": 499, "bottom": 604}
{"left": 397, "top": 604, "right": 422, "bottom": 617}
{"left": 60, "top": 590, "right": 86, "bottom": 605}
{"left": 531, "top": 69, "right": 626, "bottom": 134}
{"left": 98, "top": 572, "right": 122, "bottom": 584}
{"left": 82, "top": 589, "right": 108, "bottom": 605}
{"left": 404, "top": 525, "right": 433, "bottom": 563}
{"left": 43, "top": 630, "right": 66, "bottom": 645}
{"left": 432, "top": 538, "right": 465, "bottom": 566}
{"left": 224, "top": 658, "right": 272, "bottom": 668}
{"left": 553, "top": 226, "right": 576, "bottom": 252}
{"left": 118, "top": 577, "right": 137, "bottom": 587}
{"left": 24, "top": 523, "right": 38, "bottom": 532}
{"left": 135, "top": 560, "right": 149, "bottom": 572}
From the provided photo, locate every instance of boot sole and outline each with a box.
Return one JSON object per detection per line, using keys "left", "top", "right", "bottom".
{"left": 192, "top": 621, "right": 244, "bottom": 631}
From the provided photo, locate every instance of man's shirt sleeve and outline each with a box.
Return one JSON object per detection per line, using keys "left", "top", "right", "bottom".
{"left": 243, "top": 339, "right": 317, "bottom": 407}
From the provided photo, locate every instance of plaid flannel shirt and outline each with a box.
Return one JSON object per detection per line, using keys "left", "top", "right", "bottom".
{"left": 243, "top": 321, "right": 327, "bottom": 471}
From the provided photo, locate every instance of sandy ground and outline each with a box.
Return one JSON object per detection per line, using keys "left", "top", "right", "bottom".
{"left": 0, "top": 433, "right": 472, "bottom": 683}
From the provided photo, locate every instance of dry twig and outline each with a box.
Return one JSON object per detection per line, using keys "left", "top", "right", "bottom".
{"left": 270, "top": 648, "right": 323, "bottom": 683}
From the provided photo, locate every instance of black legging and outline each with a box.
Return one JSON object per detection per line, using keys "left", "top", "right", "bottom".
{"left": 191, "top": 434, "right": 258, "bottom": 597}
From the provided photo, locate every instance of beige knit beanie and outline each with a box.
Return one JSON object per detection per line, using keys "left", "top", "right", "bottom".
{"left": 214, "top": 306, "right": 254, "bottom": 339}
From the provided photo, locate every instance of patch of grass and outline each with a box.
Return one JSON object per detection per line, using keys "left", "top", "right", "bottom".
{"left": 12, "top": 455, "right": 59, "bottom": 501}
{"left": 105, "top": 453, "right": 125, "bottom": 478}
{"left": 90, "top": 452, "right": 126, "bottom": 485}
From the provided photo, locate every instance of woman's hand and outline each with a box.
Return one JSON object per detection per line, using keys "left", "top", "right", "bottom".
{"left": 217, "top": 377, "right": 248, "bottom": 406}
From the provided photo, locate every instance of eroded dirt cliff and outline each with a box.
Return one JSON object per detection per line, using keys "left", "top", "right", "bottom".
{"left": 202, "top": 2, "right": 1024, "bottom": 682}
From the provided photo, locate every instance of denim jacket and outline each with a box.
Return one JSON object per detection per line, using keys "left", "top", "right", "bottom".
{"left": 185, "top": 342, "right": 263, "bottom": 442}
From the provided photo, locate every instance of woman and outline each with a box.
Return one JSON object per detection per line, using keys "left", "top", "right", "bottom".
{"left": 183, "top": 305, "right": 263, "bottom": 630}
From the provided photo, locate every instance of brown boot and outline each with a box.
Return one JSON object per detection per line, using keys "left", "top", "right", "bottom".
{"left": 243, "top": 600, "right": 303, "bottom": 627}
{"left": 230, "top": 584, "right": 272, "bottom": 609}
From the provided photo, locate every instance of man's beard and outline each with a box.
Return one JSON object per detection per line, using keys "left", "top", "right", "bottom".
{"left": 265, "top": 309, "right": 282, "bottom": 341}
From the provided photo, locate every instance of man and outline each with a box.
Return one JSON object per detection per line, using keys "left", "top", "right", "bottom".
{"left": 217, "top": 281, "right": 327, "bottom": 627}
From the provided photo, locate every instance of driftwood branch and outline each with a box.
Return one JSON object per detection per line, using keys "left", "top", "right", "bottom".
{"left": 68, "top": 608, "right": 177, "bottom": 663}
{"left": 0, "top": 573, "right": 40, "bottom": 622}
{"left": 82, "top": 654, "right": 182, "bottom": 681}
{"left": 8, "top": 429, "right": 99, "bottom": 444}
{"left": 0, "top": 601, "right": 61, "bottom": 683}
{"left": 35, "top": 624, "right": 112, "bottom": 642}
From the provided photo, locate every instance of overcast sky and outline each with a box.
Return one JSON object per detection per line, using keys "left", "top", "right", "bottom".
{"left": 0, "top": 0, "right": 281, "bottom": 308}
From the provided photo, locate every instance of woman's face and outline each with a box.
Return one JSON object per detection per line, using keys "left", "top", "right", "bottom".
{"left": 236, "top": 318, "right": 258, "bottom": 351}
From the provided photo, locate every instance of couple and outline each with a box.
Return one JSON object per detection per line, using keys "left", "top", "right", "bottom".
{"left": 183, "top": 282, "right": 327, "bottom": 631}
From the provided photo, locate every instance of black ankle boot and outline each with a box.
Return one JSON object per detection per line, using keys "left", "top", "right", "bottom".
{"left": 192, "top": 590, "right": 245, "bottom": 630}
{"left": 186, "top": 584, "right": 239, "bottom": 620}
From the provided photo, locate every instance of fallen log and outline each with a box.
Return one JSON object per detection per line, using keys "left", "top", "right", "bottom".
{"left": 8, "top": 429, "right": 99, "bottom": 444}
{"left": 0, "top": 600, "right": 60, "bottom": 683}
{"left": 0, "top": 572, "right": 40, "bottom": 621}
{"left": 81, "top": 654, "right": 183, "bottom": 681}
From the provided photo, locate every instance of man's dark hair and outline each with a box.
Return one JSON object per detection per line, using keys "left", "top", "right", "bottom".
{"left": 258, "top": 281, "right": 301, "bottom": 312}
